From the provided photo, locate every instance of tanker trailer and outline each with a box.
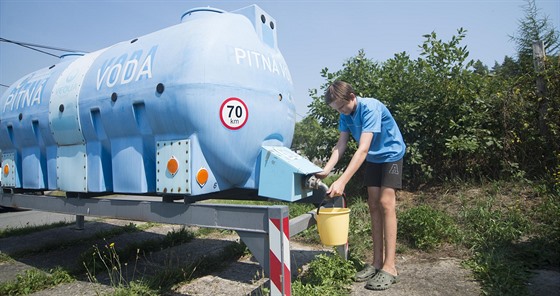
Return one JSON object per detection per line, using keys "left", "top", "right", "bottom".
{"left": 0, "top": 5, "right": 323, "bottom": 202}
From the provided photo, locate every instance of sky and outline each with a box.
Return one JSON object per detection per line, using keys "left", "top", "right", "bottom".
{"left": 1, "top": 0, "right": 559, "bottom": 120}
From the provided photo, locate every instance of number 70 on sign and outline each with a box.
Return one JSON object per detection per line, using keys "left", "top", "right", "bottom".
{"left": 220, "top": 97, "right": 249, "bottom": 130}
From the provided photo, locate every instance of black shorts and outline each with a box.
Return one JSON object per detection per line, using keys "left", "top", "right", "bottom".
{"left": 364, "top": 159, "right": 403, "bottom": 189}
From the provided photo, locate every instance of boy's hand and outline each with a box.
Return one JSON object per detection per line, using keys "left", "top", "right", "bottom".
{"left": 327, "top": 179, "right": 346, "bottom": 198}
{"left": 315, "top": 170, "right": 329, "bottom": 179}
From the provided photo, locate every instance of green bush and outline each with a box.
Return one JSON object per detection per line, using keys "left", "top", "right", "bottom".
{"left": 298, "top": 28, "right": 560, "bottom": 189}
{"left": 293, "top": 253, "right": 356, "bottom": 296}
{"left": 398, "top": 205, "right": 459, "bottom": 250}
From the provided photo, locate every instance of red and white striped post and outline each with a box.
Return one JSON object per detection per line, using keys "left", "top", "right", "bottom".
{"left": 268, "top": 206, "right": 291, "bottom": 296}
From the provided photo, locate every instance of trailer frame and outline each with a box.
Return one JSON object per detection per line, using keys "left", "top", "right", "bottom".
{"left": 0, "top": 189, "right": 347, "bottom": 295}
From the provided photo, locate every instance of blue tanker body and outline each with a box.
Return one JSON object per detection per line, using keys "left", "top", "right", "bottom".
{"left": 0, "top": 5, "right": 320, "bottom": 201}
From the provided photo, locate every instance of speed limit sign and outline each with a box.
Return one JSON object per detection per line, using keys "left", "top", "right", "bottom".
{"left": 220, "top": 97, "right": 248, "bottom": 130}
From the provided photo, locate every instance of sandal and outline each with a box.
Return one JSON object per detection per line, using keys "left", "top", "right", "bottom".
{"left": 354, "top": 264, "right": 378, "bottom": 282}
{"left": 365, "top": 269, "right": 399, "bottom": 290}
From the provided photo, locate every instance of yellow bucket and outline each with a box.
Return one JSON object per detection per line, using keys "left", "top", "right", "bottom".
{"left": 316, "top": 207, "right": 351, "bottom": 246}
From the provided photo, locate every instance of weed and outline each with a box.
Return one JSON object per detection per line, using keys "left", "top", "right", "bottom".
{"left": 0, "top": 267, "right": 74, "bottom": 295}
{"left": 81, "top": 226, "right": 195, "bottom": 275}
{"left": 459, "top": 198, "right": 529, "bottom": 249}
{"left": 84, "top": 240, "right": 159, "bottom": 296}
{"left": 83, "top": 227, "right": 201, "bottom": 294}
{"left": 292, "top": 252, "right": 356, "bottom": 296}
{"left": 147, "top": 241, "right": 248, "bottom": 292}
{"left": 531, "top": 195, "right": 560, "bottom": 267}
{"left": 9, "top": 222, "right": 142, "bottom": 260}
{"left": 463, "top": 248, "right": 530, "bottom": 296}
{"left": 111, "top": 281, "right": 158, "bottom": 296}
{"left": 456, "top": 185, "right": 540, "bottom": 296}
{"left": 533, "top": 195, "right": 560, "bottom": 239}
{"left": 0, "top": 251, "right": 13, "bottom": 264}
{"left": 0, "top": 221, "right": 72, "bottom": 239}
{"left": 77, "top": 224, "right": 248, "bottom": 293}
{"left": 398, "top": 205, "right": 459, "bottom": 250}
{"left": 347, "top": 201, "right": 372, "bottom": 258}
{"left": 85, "top": 242, "right": 127, "bottom": 287}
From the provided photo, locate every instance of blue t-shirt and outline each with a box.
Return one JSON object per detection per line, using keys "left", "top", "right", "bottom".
{"left": 339, "top": 97, "right": 406, "bottom": 163}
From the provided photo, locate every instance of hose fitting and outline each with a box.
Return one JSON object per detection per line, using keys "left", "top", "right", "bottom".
{"left": 305, "top": 175, "right": 329, "bottom": 192}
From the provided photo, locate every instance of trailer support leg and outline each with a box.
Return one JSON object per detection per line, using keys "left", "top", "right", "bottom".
{"left": 75, "top": 215, "right": 85, "bottom": 230}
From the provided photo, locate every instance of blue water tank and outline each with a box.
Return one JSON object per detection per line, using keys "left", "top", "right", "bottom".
{"left": 0, "top": 5, "right": 300, "bottom": 197}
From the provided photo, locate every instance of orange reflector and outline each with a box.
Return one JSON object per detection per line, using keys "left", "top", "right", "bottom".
{"left": 196, "top": 168, "right": 209, "bottom": 187}
{"left": 3, "top": 164, "right": 8, "bottom": 176}
{"left": 167, "top": 156, "right": 179, "bottom": 176}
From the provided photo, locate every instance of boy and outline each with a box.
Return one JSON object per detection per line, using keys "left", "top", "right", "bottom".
{"left": 315, "top": 80, "right": 405, "bottom": 290}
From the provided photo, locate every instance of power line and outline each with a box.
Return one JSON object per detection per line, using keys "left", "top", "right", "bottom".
{"left": 0, "top": 37, "right": 87, "bottom": 58}
{"left": 0, "top": 37, "right": 90, "bottom": 88}
{"left": 0, "top": 37, "right": 86, "bottom": 53}
{"left": 1, "top": 38, "right": 58, "bottom": 58}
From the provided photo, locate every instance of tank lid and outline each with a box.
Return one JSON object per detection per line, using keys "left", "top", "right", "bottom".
{"left": 60, "top": 52, "right": 85, "bottom": 60}
{"left": 181, "top": 7, "right": 225, "bottom": 23}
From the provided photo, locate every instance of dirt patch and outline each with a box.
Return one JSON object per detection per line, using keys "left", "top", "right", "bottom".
{"left": 30, "top": 281, "right": 114, "bottom": 296}
{"left": 350, "top": 257, "right": 480, "bottom": 296}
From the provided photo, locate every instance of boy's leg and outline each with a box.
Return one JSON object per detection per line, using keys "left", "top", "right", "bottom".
{"left": 379, "top": 186, "right": 398, "bottom": 276}
{"left": 367, "top": 186, "right": 384, "bottom": 270}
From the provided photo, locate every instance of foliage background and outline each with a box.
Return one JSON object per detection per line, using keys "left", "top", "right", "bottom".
{"left": 292, "top": 1, "right": 559, "bottom": 193}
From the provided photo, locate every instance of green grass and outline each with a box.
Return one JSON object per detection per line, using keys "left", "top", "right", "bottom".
{"left": 150, "top": 241, "right": 248, "bottom": 290}
{"left": 110, "top": 281, "right": 159, "bottom": 296}
{"left": 292, "top": 252, "right": 357, "bottom": 296}
{"left": 82, "top": 226, "right": 196, "bottom": 276}
{"left": 288, "top": 178, "right": 560, "bottom": 296}
{"left": 398, "top": 205, "right": 460, "bottom": 250}
{"left": 83, "top": 235, "right": 247, "bottom": 295}
{"left": 9, "top": 222, "right": 144, "bottom": 259}
{"left": 0, "top": 267, "right": 74, "bottom": 295}
{"left": 458, "top": 198, "right": 531, "bottom": 295}
{"left": 0, "top": 252, "right": 13, "bottom": 264}
{"left": 0, "top": 221, "right": 73, "bottom": 239}
{"left": 4, "top": 180, "right": 556, "bottom": 295}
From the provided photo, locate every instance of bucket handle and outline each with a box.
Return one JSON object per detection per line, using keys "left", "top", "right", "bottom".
{"left": 316, "top": 193, "right": 347, "bottom": 216}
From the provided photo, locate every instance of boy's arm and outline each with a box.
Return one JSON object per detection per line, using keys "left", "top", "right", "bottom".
{"left": 327, "top": 132, "right": 373, "bottom": 197}
{"left": 316, "top": 132, "right": 350, "bottom": 179}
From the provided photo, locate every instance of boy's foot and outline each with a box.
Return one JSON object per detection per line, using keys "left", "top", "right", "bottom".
{"left": 365, "top": 269, "right": 399, "bottom": 290}
{"left": 354, "top": 264, "right": 378, "bottom": 282}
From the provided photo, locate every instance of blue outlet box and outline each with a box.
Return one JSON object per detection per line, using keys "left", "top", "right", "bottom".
{"left": 258, "top": 146, "right": 322, "bottom": 201}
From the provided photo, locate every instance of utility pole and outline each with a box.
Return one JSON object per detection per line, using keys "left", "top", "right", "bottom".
{"left": 532, "top": 40, "right": 548, "bottom": 141}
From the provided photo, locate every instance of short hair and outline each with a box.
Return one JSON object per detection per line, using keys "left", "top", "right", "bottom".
{"left": 324, "top": 80, "right": 355, "bottom": 104}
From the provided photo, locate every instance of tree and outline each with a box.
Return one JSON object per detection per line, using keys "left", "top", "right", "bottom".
{"left": 473, "top": 60, "right": 489, "bottom": 76}
{"left": 291, "top": 115, "right": 337, "bottom": 167}
{"left": 504, "top": 0, "right": 560, "bottom": 188}
{"left": 297, "top": 29, "right": 497, "bottom": 188}
{"left": 293, "top": 1, "right": 560, "bottom": 190}
{"left": 492, "top": 56, "right": 521, "bottom": 77}
{"left": 510, "top": 0, "right": 560, "bottom": 70}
